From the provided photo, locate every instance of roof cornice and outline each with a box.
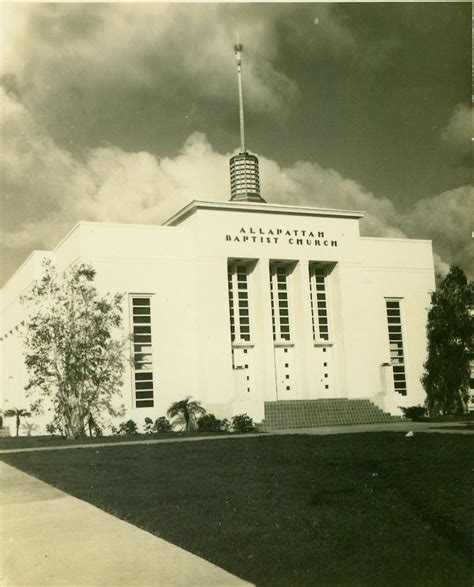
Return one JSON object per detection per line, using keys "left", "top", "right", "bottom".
{"left": 163, "top": 200, "right": 365, "bottom": 226}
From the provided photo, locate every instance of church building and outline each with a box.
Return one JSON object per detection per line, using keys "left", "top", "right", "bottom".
{"left": 0, "top": 46, "right": 436, "bottom": 433}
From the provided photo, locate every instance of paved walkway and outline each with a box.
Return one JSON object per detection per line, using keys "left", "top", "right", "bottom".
{"left": 0, "top": 462, "right": 252, "bottom": 587}
{"left": 269, "top": 420, "right": 474, "bottom": 436}
{"left": 0, "top": 421, "right": 471, "bottom": 455}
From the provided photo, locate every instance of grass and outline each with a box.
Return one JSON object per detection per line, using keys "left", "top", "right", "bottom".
{"left": 0, "top": 430, "right": 239, "bottom": 450}
{"left": 2, "top": 433, "right": 472, "bottom": 586}
{"left": 429, "top": 423, "right": 474, "bottom": 431}
{"left": 428, "top": 414, "right": 474, "bottom": 422}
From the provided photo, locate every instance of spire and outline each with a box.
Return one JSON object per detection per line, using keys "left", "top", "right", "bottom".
{"left": 229, "top": 43, "right": 265, "bottom": 203}
{"left": 235, "top": 43, "right": 246, "bottom": 153}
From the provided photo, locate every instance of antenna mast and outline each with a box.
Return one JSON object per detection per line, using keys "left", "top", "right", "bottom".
{"left": 229, "top": 42, "right": 265, "bottom": 203}
{"left": 234, "top": 43, "right": 246, "bottom": 153}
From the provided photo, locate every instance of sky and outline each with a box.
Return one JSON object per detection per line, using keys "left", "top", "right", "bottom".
{"left": 1, "top": 2, "right": 472, "bottom": 285}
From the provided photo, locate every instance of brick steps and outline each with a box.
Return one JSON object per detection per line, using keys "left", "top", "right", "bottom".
{"left": 258, "top": 399, "right": 401, "bottom": 431}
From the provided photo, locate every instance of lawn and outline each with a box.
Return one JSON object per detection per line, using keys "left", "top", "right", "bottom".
{"left": 2, "top": 433, "right": 472, "bottom": 586}
{"left": 0, "top": 430, "right": 237, "bottom": 450}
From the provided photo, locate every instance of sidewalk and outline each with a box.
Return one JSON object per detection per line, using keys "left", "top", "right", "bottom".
{"left": 269, "top": 420, "right": 474, "bottom": 436}
{"left": 0, "top": 462, "right": 252, "bottom": 587}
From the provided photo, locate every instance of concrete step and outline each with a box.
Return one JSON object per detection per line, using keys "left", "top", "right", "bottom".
{"left": 259, "top": 399, "right": 401, "bottom": 431}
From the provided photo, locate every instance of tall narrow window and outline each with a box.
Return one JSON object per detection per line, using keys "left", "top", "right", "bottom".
{"left": 385, "top": 299, "right": 407, "bottom": 395}
{"left": 131, "top": 296, "right": 154, "bottom": 407}
{"left": 270, "top": 264, "right": 291, "bottom": 342}
{"left": 228, "top": 263, "right": 251, "bottom": 342}
{"left": 309, "top": 264, "right": 330, "bottom": 341}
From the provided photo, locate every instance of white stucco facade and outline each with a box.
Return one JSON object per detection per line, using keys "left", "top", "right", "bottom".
{"left": 0, "top": 200, "right": 435, "bottom": 432}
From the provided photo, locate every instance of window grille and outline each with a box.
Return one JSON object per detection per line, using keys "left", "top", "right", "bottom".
{"left": 309, "top": 264, "right": 330, "bottom": 341}
{"left": 131, "top": 296, "right": 154, "bottom": 407}
{"left": 270, "top": 264, "right": 291, "bottom": 342}
{"left": 227, "top": 263, "right": 251, "bottom": 342}
{"left": 385, "top": 299, "right": 407, "bottom": 395}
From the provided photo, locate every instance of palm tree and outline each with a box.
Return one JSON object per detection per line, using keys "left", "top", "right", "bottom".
{"left": 21, "top": 422, "right": 39, "bottom": 437}
{"left": 4, "top": 407, "right": 32, "bottom": 437}
{"left": 166, "top": 397, "right": 206, "bottom": 432}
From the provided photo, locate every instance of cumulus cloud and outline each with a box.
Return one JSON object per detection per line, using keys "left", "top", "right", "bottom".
{"left": 403, "top": 185, "right": 474, "bottom": 274}
{"left": 441, "top": 103, "right": 472, "bottom": 163}
{"left": 1, "top": 4, "right": 305, "bottom": 150}
{"left": 260, "top": 157, "right": 473, "bottom": 276}
{"left": 0, "top": 88, "right": 231, "bottom": 281}
{"left": 83, "top": 133, "right": 230, "bottom": 224}
{"left": 0, "top": 3, "right": 365, "bottom": 160}
{"left": 260, "top": 158, "right": 404, "bottom": 239}
{"left": 0, "top": 87, "right": 96, "bottom": 240}
{"left": 2, "top": 87, "right": 472, "bottom": 284}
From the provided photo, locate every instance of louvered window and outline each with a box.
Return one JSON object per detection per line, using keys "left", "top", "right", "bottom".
{"left": 131, "top": 296, "right": 154, "bottom": 407}
{"left": 309, "top": 264, "right": 330, "bottom": 341}
{"left": 270, "top": 264, "right": 291, "bottom": 342}
{"left": 385, "top": 299, "right": 407, "bottom": 395}
{"left": 228, "top": 263, "right": 251, "bottom": 342}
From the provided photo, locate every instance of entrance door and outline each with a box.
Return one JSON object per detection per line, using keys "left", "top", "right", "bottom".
{"left": 275, "top": 345, "right": 295, "bottom": 400}
{"left": 308, "top": 345, "right": 336, "bottom": 399}
{"left": 309, "top": 345, "right": 333, "bottom": 398}
{"left": 232, "top": 345, "right": 255, "bottom": 399}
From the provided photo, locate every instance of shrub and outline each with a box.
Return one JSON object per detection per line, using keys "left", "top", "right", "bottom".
{"left": 144, "top": 417, "right": 154, "bottom": 434}
{"left": 46, "top": 422, "right": 58, "bottom": 436}
{"left": 197, "top": 413, "right": 229, "bottom": 433}
{"left": 400, "top": 405, "right": 428, "bottom": 422}
{"left": 220, "top": 418, "right": 231, "bottom": 432}
{"left": 153, "top": 416, "right": 173, "bottom": 433}
{"left": 21, "top": 422, "right": 39, "bottom": 436}
{"left": 116, "top": 419, "right": 138, "bottom": 435}
{"left": 232, "top": 413, "right": 256, "bottom": 433}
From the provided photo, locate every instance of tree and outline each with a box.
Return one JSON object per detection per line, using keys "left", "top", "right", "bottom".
{"left": 4, "top": 408, "right": 31, "bottom": 437}
{"left": 167, "top": 397, "right": 206, "bottom": 431}
{"left": 422, "top": 265, "right": 473, "bottom": 416}
{"left": 22, "top": 259, "right": 126, "bottom": 439}
{"left": 22, "top": 421, "right": 40, "bottom": 437}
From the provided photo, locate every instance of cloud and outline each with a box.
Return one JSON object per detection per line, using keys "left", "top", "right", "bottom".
{"left": 0, "top": 87, "right": 96, "bottom": 239}
{"left": 2, "top": 89, "right": 471, "bottom": 285}
{"left": 2, "top": 4, "right": 299, "bottom": 148}
{"left": 260, "top": 158, "right": 404, "bottom": 239}
{"left": 0, "top": 89, "right": 231, "bottom": 279}
{"left": 260, "top": 157, "right": 473, "bottom": 276}
{"left": 441, "top": 103, "right": 472, "bottom": 163}
{"left": 278, "top": 4, "right": 357, "bottom": 57}
{"left": 83, "top": 132, "right": 229, "bottom": 224}
{"left": 0, "top": 3, "right": 364, "bottom": 158}
{"left": 403, "top": 185, "right": 474, "bottom": 275}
